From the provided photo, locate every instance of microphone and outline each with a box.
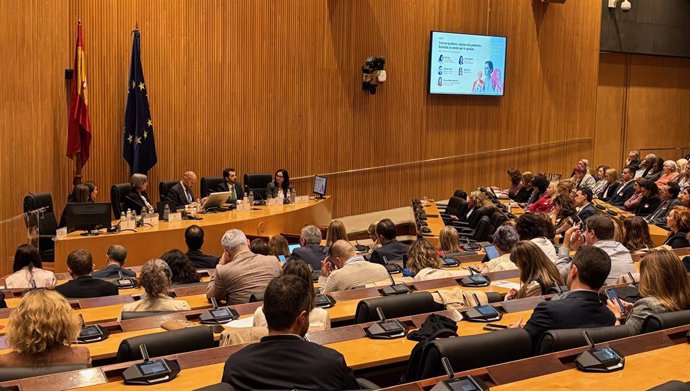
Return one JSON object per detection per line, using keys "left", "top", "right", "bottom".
{"left": 125, "top": 192, "right": 147, "bottom": 212}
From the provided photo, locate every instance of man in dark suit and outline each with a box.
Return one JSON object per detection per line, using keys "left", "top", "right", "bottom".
{"left": 92, "top": 245, "right": 136, "bottom": 279}
{"left": 55, "top": 249, "right": 119, "bottom": 299}
{"left": 214, "top": 167, "right": 245, "bottom": 201}
{"left": 370, "top": 218, "right": 410, "bottom": 265}
{"left": 517, "top": 246, "right": 615, "bottom": 350}
{"left": 609, "top": 166, "right": 636, "bottom": 206}
{"left": 647, "top": 181, "right": 680, "bottom": 227}
{"left": 222, "top": 274, "right": 359, "bottom": 390}
{"left": 167, "top": 171, "right": 197, "bottom": 208}
{"left": 292, "top": 225, "right": 328, "bottom": 271}
{"left": 574, "top": 188, "right": 597, "bottom": 222}
{"left": 185, "top": 225, "right": 220, "bottom": 269}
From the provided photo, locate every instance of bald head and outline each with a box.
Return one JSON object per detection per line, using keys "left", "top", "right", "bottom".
{"left": 182, "top": 171, "right": 197, "bottom": 188}
{"left": 328, "top": 240, "right": 355, "bottom": 267}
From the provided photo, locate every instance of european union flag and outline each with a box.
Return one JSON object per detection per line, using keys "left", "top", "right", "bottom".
{"left": 123, "top": 28, "right": 157, "bottom": 174}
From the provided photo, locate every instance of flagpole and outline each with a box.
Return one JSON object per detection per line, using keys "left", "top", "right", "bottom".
{"left": 72, "top": 19, "right": 84, "bottom": 186}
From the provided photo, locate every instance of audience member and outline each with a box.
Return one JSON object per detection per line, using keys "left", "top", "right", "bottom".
{"left": 647, "top": 181, "right": 681, "bottom": 226}
{"left": 656, "top": 160, "right": 680, "bottom": 187}
{"left": 0, "top": 290, "right": 90, "bottom": 367}
{"left": 292, "top": 225, "right": 328, "bottom": 271}
{"left": 517, "top": 246, "right": 615, "bottom": 349}
{"left": 215, "top": 167, "right": 244, "bottom": 201}
{"left": 679, "top": 187, "right": 690, "bottom": 207}
{"left": 266, "top": 168, "right": 290, "bottom": 199}
{"left": 515, "top": 213, "right": 558, "bottom": 264}
{"left": 599, "top": 168, "right": 620, "bottom": 201}
{"left": 481, "top": 225, "right": 519, "bottom": 273}
{"left": 677, "top": 163, "right": 690, "bottom": 189}
{"left": 520, "top": 171, "right": 535, "bottom": 203}
{"left": 556, "top": 215, "right": 633, "bottom": 285}
{"left": 439, "top": 226, "right": 461, "bottom": 253}
{"left": 5, "top": 244, "right": 56, "bottom": 289}
{"left": 55, "top": 249, "right": 118, "bottom": 299}
{"left": 121, "top": 259, "right": 190, "bottom": 313}
{"left": 367, "top": 223, "right": 380, "bottom": 248}
{"left": 253, "top": 260, "right": 331, "bottom": 332}
{"left": 677, "top": 158, "right": 688, "bottom": 175}
{"left": 506, "top": 168, "right": 531, "bottom": 202}
{"left": 573, "top": 163, "right": 596, "bottom": 190}
{"left": 124, "top": 173, "right": 153, "bottom": 214}
{"left": 167, "top": 171, "right": 198, "bottom": 208}
{"left": 457, "top": 190, "right": 495, "bottom": 222}
{"left": 185, "top": 225, "right": 220, "bottom": 269}
{"left": 573, "top": 188, "right": 597, "bottom": 222}
{"left": 268, "top": 234, "right": 291, "bottom": 258}
{"left": 250, "top": 238, "right": 271, "bottom": 256}
{"left": 406, "top": 240, "right": 465, "bottom": 281}
{"left": 644, "top": 158, "right": 664, "bottom": 182}
{"left": 607, "top": 249, "right": 690, "bottom": 334}
{"left": 609, "top": 166, "right": 636, "bottom": 206}
{"left": 161, "top": 249, "right": 201, "bottom": 285}
{"left": 222, "top": 275, "right": 358, "bottom": 390}
{"left": 206, "top": 229, "right": 281, "bottom": 304}
{"left": 370, "top": 219, "right": 410, "bottom": 265}
{"left": 551, "top": 195, "right": 581, "bottom": 237}
{"left": 505, "top": 241, "right": 564, "bottom": 300}
{"left": 622, "top": 217, "right": 655, "bottom": 253}
{"left": 325, "top": 220, "right": 348, "bottom": 246}
{"left": 663, "top": 206, "right": 690, "bottom": 249}
{"left": 625, "top": 150, "right": 641, "bottom": 170}
{"left": 634, "top": 180, "right": 662, "bottom": 217}
{"left": 623, "top": 178, "right": 646, "bottom": 211}
{"left": 320, "top": 240, "right": 389, "bottom": 294}
{"left": 92, "top": 245, "right": 136, "bottom": 278}
{"left": 593, "top": 165, "right": 609, "bottom": 184}
{"left": 526, "top": 177, "right": 552, "bottom": 212}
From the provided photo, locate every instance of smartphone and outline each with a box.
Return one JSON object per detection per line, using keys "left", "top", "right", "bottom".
{"left": 278, "top": 255, "right": 286, "bottom": 265}
{"left": 606, "top": 288, "right": 625, "bottom": 314}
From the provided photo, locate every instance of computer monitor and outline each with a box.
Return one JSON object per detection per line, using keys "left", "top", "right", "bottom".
{"left": 313, "top": 175, "right": 327, "bottom": 198}
{"left": 65, "top": 202, "right": 112, "bottom": 236}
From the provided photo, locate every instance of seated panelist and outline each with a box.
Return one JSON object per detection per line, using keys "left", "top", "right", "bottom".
{"left": 167, "top": 171, "right": 198, "bottom": 208}
{"left": 266, "top": 168, "right": 290, "bottom": 199}
{"left": 214, "top": 167, "right": 244, "bottom": 201}
{"left": 124, "top": 173, "right": 153, "bottom": 214}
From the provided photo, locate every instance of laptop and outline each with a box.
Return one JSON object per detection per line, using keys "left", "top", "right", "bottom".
{"left": 201, "top": 191, "right": 232, "bottom": 211}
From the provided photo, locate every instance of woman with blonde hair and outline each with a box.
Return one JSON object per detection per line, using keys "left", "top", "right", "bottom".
{"left": 0, "top": 290, "right": 90, "bottom": 366}
{"left": 406, "top": 240, "right": 459, "bottom": 281}
{"left": 325, "top": 220, "right": 348, "bottom": 246}
{"left": 607, "top": 249, "right": 690, "bottom": 334}
{"left": 505, "top": 241, "right": 564, "bottom": 300}
{"left": 599, "top": 168, "right": 621, "bottom": 201}
{"left": 120, "top": 259, "right": 190, "bottom": 315}
{"left": 268, "top": 234, "right": 290, "bottom": 257}
{"left": 439, "top": 226, "right": 460, "bottom": 253}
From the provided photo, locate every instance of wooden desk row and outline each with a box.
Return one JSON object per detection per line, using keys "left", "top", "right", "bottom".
{"left": 594, "top": 199, "right": 670, "bottom": 246}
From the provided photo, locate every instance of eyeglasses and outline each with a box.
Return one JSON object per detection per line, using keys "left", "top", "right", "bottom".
{"left": 276, "top": 175, "right": 284, "bottom": 178}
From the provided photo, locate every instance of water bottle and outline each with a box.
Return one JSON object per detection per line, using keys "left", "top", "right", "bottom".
{"left": 290, "top": 188, "right": 296, "bottom": 204}
{"left": 249, "top": 191, "right": 254, "bottom": 205}
{"left": 163, "top": 204, "right": 170, "bottom": 220}
{"left": 278, "top": 188, "right": 284, "bottom": 201}
{"left": 126, "top": 208, "right": 132, "bottom": 222}
{"left": 120, "top": 212, "right": 126, "bottom": 226}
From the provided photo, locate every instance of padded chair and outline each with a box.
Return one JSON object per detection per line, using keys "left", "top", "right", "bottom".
{"left": 353, "top": 292, "right": 444, "bottom": 324}
{"left": 110, "top": 183, "right": 133, "bottom": 218}
{"left": 159, "top": 180, "right": 179, "bottom": 203}
{"left": 647, "top": 381, "right": 690, "bottom": 391}
{"left": 22, "top": 192, "right": 57, "bottom": 262}
{"left": 536, "top": 325, "right": 634, "bottom": 355}
{"left": 0, "top": 364, "right": 89, "bottom": 381}
{"left": 201, "top": 176, "right": 226, "bottom": 198}
{"left": 489, "top": 211, "right": 508, "bottom": 234}
{"left": 120, "top": 310, "right": 179, "bottom": 320}
{"left": 459, "top": 215, "right": 492, "bottom": 242}
{"left": 441, "top": 197, "right": 468, "bottom": 223}
{"left": 641, "top": 309, "right": 690, "bottom": 333}
{"left": 243, "top": 173, "right": 273, "bottom": 200}
{"left": 415, "top": 328, "right": 532, "bottom": 380}
{"left": 115, "top": 326, "right": 214, "bottom": 362}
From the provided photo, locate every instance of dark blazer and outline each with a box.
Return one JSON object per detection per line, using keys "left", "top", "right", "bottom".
{"left": 648, "top": 198, "right": 679, "bottom": 226}
{"left": 600, "top": 182, "right": 620, "bottom": 202}
{"left": 664, "top": 231, "right": 690, "bottom": 249}
{"left": 213, "top": 181, "right": 244, "bottom": 200}
{"left": 92, "top": 264, "right": 136, "bottom": 279}
{"left": 292, "top": 244, "right": 329, "bottom": 271}
{"left": 265, "top": 182, "right": 289, "bottom": 198}
{"left": 55, "top": 276, "right": 119, "bottom": 299}
{"left": 510, "top": 186, "right": 532, "bottom": 203}
{"left": 370, "top": 239, "right": 410, "bottom": 265}
{"left": 645, "top": 170, "right": 662, "bottom": 182}
{"left": 635, "top": 195, "right": 662, "bottom": 217}
{"left": 222, "top": 334, "right": 359, "bottom": 391}
{"left": 123, "top": 191, "right": 151, "bottom": 215}
{"left": 166, "top": 182, "right": 193, "bottom": 208}
{"left": 609, "top": 181, "right": 635, "bottom": 206}
{"left": 523, "top": 290, "right": 615, "bottom": 351}
{"left": 186, "top": 249, "right": 220, "bottom": 269}
{"left": 577, "top": 203, "right": 597, "bottom": 222}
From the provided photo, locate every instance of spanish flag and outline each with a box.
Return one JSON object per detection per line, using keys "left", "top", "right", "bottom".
{"left": 67, "top": 21, "right": 92, "bottom": 165}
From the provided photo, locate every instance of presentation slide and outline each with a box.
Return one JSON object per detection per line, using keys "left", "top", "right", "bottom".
{"left": 429, "top": 32, "right": 507, "bottom": 96}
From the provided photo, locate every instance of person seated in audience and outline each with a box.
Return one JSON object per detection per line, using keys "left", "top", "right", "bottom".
{"left": 268, "top": 234, "right": 291, "bottom": 258}
{"left": 59, "top": 183, "right": 94, "bottom": 228}
{"left": 459, "top": 190, "right": 497, "bottom": 221}
{"left": 519, "top": 171, "right": 535, "bottom": 204}
{"left": 167, "top": 171, "right": 200, "bottom": 208}
{"left": 635, "top": 154, "right": 655, "bottom": 178}
{"left": 121, "top": 259, "right": 191, "bottom": 313}
{"left": 526, "top": 176, "right": 552, "bottom": 212}
{"left": 214, "top": 167, "right": 244, "bottom": 201}
{"left": 253, "top": 260, "right": 330, "bottom": 332}
{"left": 609, "top": 166, "right": 637, "bottom": 206}
{"left": 292, "top": 225, "right": 328, "bottom": 271}
{"left": 514, "top": 246, "right": 615, "bottom": 349}
{"left": 551, "top": 195, "right": 581, "bottom": 237}
{"left": 656, "top": 160, "right": 680, "bottom": 187}
{"left": 124, "top": 173, "right": 153, "bottom": 214}
{"left": 250, "top": 238, "right": 271, "bottom": 256}
{"left": 597, "top": 169, "right": 620, "bottom": 201}
{"left": 265, "top": 168, "right": 290, "bottom": 199}
{"left": 623, "top": 178, "right": 646, "bottom": 211}
{"left": 679, "top": 187, "right": 690, "bottom": 207}
{"left": 634, "top": 180, "right": 662, "bottom": 217}
{"left": 92, "top": 245, "right": 136, "bottom": 279}
{"left": 0, "top": 290, "right": 90, "bottom": 367}
{"left": 622, "top": 217, "right": 655, "bottom": 254}
{"left": 505, "top": 241, "right": 564, "bottom": 300}
{"left": 320, "top": 240, "right": 389, "bottom": 294}
{"left": 370, "top": 218, "right": 410, "bottom": 265}
{"left": 206, "top": 229, "right": 281, "bottom": 304}
{"left": 676, "top": 161, "right": 690, "bottom": 190}
{"left": 55, "top": 249, "right": 118, "bottom": 299}
{"left": 5, "top": 244, "right": 56, "bottom": 289}
{"left": 325, "top": 219, "right": 348, "bottom": 246}
{"left": 439, "top": 226, "right": 461, "bottom": 254}
{"left": 574, "top": 188, "right": 597, "bottom": 222}
{"left": 161, "top": 249, "right": 201, "bottom": 285}
{"left": 184, "top": 225, "right": 220, "bottom": 269}
{"left": 626, "top": 150, "right": 641, "bottom": 170}
{"left": 663, "top": 206, "right": 690, "bottom": 249}
{"left": 222, "top": 275, "right": 358, "bottom": 391}
{"left": 644, "top": 157, "right": 664, "bottom": 182}
{"left": 406, "top": 240, "right": 466, "bottom": 281}
{"left": 515, "top": 213, "right": 558, "bottom": 264}
{"left": 506, "top": 168, "right": 531, "bottom": 202}
{"left": 647, "top": 181, "right": 681, "bottom": 227}
{"left": 556, "top": 179, "right": 574, "bottom": 198}
{"left": 556, "top": 215, "right": 633, "bottom": 285}
{"left": 481, "top": 225, "right": 519, "bottom": 273}
{"left": 607, "top": 249, "right": 690, "bottom": 334}
{"left": 592, "top": 165, "right": 609, "bottom": 183}
{"left": 367, "top": 222, "right": 380, "bottom": 248}
{"left": 572, "top": 163, "right": 596, "bottom": 191}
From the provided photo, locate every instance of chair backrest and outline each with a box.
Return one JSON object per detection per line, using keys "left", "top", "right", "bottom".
{"left": 641, "top": 309, "right": 690, "bottom": 333}
{"left": 647, "top": 380, "right": 690, "bottom": 391}
{"left": 536, "top": 325, "right": 633, "bottom": 355}
{"left": 489, "top": 211, "right": 508, "bottom": 234}
{"left": 120, "top": 310, "right": 179, "bottom": 320}
{"left": 452, "top": 189, "right": 467, "bottom": 199}
{"left": 417, "top": 328, "right": 532, "bottom": 379}
{"left": 472, "top": 216, "right": 492, "bottom": 241}
{"left": 110, "top": 183, "right": 133, "bottom": 218}
{"left": 243, "top": 173, "right": 273, "bottom": 199}
{"left": 115, "top": 325, "right": 214, "bottom": 362}
{"left": 22, "top": 192, "right": 57, "bottom": 258}
{"left": 200, "top": 176, "right": 226, "bottom": 198}
{"left": 353, "top": 292, "right": 444, "bottom": 324}
{"left": 159, "top": 181, "right": 179, "bottom": 203}
{"left": 0, "top": 364, "right": 89, "bottom": 381}
{"left": 445, "top": 197, "right": 466, "bottom": 218}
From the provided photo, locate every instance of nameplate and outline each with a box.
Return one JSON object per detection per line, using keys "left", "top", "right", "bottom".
{"left": 295, "top": 195, "right": 309, "bottom": 204}
{"left": 267, "top": 198, "right": 281, "bottom": 206}
{"left": 55, "top": 227, "right": 68, "bottom": 239}
{"left": 236, "top": 202, "right": 250, "bottom": 211}
{"left": 168, "top": 212, "right": 182, "bottom": 222}
{"left": 143, "top": 215, "right": 159, "bottom": 226}
{"left": 120, "top": 220, "right": 136, "bottom": 230}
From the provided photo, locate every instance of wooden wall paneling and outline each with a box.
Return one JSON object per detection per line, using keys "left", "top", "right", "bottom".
{"left": 594, "top": 53, "right": 627, "bottom": 168}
